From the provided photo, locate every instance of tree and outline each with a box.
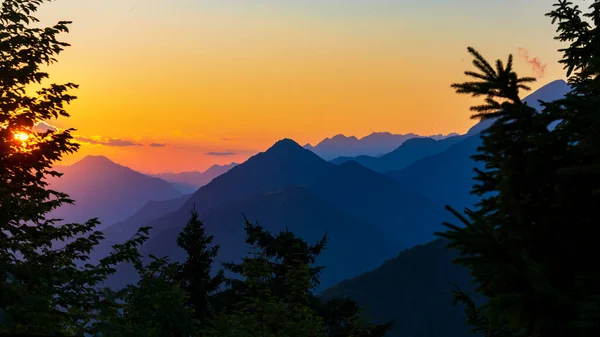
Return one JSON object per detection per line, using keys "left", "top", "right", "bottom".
{"left": 99, "top": 255, "right": 197, "bottom": 337}
{"left": 0, "top": 1, "right": 149, "bottom": 335}
{"left": 209, "top": 218, "right": 392, "bottom": 337}
{"left": 318, "top": 297, "right": 393, "bottom": 337}
{"left": 437, "top": 1, "right": 600, "bottom": 336}
{"left": 175, "top": 206, "right": 224, "bottom": 327}
{"left": 208, "top": 218, "right": 326, "bottom": 337}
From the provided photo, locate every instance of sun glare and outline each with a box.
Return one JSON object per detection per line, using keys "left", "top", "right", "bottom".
{"left": 14, "top": 132, "right": 30, "bottom": 142}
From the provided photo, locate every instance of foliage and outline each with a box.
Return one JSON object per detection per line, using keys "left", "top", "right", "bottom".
{"left": 0, "top": 1, "right": 150, "bottom": 335}
{"left": 175, "top": 206, "right": 224, "bottom": 326}
{"left": 97, "top": 255, "right": 197, "bottom": 337}
{"left": 207, "top": 219, "right": 326, "bottom": 337}
{"left": 318, "top": 297, "right": 393, "bottom": 337}
{"left": 208, "top": 217, "right": 392, "bottom": 337}
{"left": 437, "top": 1, "right": 600, "bottom": 336}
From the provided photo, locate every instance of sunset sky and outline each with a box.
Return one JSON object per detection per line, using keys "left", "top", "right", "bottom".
{"left": 35, "top": 0, "right": 570, "bottom": 173}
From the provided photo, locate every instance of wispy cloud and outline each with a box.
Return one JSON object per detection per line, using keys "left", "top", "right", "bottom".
{"left": 149, "top": 143, "right": 166, "bottom": 147}
{"left": 517, "top": 47, "right": 547, "bottom": 77}
{"left": 76, "top": 136, "right": 143, "bottom": 147}
{"left": 207, "top": 151, "right": 237, "bottom": 156}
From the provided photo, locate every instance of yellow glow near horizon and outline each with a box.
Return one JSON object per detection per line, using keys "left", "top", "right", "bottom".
{"left": 33, "top": 0, "right": 571, "bottom": 173}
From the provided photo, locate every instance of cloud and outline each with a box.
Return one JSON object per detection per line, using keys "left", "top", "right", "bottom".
{"left": 206, "top": 151, "right": 237, "bottom": 156}
{"left": 33, "top": 121, "right": 59, "bottom": 132}
{"left": 31, "top": 123, "right": 160, "bottom": 148}
{"left": 75, "top": 136, "right": 143, "bottom": 147}
{"left": 517, "top": 47, "right": 547, "bottom": 77}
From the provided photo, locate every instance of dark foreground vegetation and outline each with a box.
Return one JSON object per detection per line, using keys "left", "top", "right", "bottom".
{"left": 2, "top": 0, "right": 600, "bottom": 336}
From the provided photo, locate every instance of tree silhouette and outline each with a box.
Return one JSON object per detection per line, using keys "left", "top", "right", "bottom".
{"left": 0, "top": 1, "right": 151, "bottom": 335}
{"left": 175, "top": 206, "right": 225, "bottom": 327}
{"left": 209, "top": 217, "right": 392, "bottom": 337}
{"left": 437, "top": 1, "right": 600, "bottom": 336}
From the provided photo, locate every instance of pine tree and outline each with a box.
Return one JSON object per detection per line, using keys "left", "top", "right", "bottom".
{"left": 437, "top": 1, "right": 600, "bottom": 336}
{"left": 101, "top": 255, "right": 197, "bottom": 337}
{"left": 175, "top": 206, "right": 224, "bottom": 326}
{"left": 209, "top": 218, "right": 325, "bottom": 336}
{"left": 0, "top": 1, "right": 150, "bottom": 335}
{"left": 210, "top": 217, "right": 392, "bottom": 337}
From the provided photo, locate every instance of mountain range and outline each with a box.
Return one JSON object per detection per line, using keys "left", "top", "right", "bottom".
{"left": 96, "top": 138, "right": 450, "bottom": 291}
{"left": 330, "top": 79, "right": 572, "bottom": 174}
{"left": 303, "top": 132, "right": 459, "bottom": 160}
{"left": 49, "top": 78, "right": 573, "bottom": 337}
{"left": 152, "top": 162, "right": 238, "bottom": 193}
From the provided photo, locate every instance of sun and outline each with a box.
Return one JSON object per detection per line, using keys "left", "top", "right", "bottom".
{"left": 14, "top": 132, "right": 30, "bottom": 142}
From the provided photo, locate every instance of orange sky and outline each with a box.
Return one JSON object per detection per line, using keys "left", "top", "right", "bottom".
{"left": 33, "top": 0, "right": 571, "bottom": 173}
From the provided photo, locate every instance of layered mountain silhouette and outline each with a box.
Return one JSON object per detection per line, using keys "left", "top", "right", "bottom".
{"left": 304, "top": 132, "right": 458, "bottom": 160}
{"left": 81, "top": 78, "right": 573, "bottom": 334}
{"left": 99, "top": 138, "right": 448, "bottom": 290}
{"left": 47, "top": 156, "right": 184, "bottom": 227}
{"left": 387, "top": 134, "right": 483, "bottom": 212}
{"left": 308, "top": 161, "right": 449, "bottom": 246}
{"left": 153, "top": 162, "right": 238, "bottom": 193}
{"left": 319, "top": 239, "right": 482, "bottom": 337}
{"left": 139, "top": 185, "right": 400, "bottom": 291}
{"left": 386, "top": 79, "right": 572, "bottom": 214}
{"left": 330, "top": 135, "right": 464, "bottom": 173}
{"left": 331, "top": 79, "right": 572, "bottom": 174}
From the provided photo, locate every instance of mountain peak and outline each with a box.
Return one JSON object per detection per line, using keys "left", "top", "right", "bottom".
{"left": 75, "top": 155, "right": 117, "bottom": 167}
{"left": 267, "top": 138, "right": 303, "bottom": 152}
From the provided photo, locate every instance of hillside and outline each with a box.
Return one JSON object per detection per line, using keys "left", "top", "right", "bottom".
{"left": 320, "top": 239, "right": 481, "bottom": 337}
{"left": 46, "top": 156, "right": 184, "bottom": 227}
{"left": 309, "top": 161, "right": 449, "bottom": 246}
{"left": 133, "top": 185, "right": 401, "bottom": 291}
{"left": 387, "top": 134, "right": 483, "bottom": 212}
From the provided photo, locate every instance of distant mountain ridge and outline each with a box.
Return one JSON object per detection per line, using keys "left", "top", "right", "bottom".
{"left": 385, "top": 79, "right": 572, "bottom": 212}
{"left": 304, "top": 132, "right": 459, "bottom": 160}
{"left": 331, "top": 79, "right": 572, "bottom": 173}
{"left": 47, "top": 155, "right": 184, "bottom": 228}
{"left": 153, "top": 162, "right": 238, "bottom": 192}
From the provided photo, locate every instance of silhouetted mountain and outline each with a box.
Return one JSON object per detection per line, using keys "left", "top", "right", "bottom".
{"left": 134, "top": 185, "right": 400, "bottom": 291}
{"left": 47, "top": 156, "right": 183, "bottom": 227}
{"left": 331, "top": 79, "right": 571, "bottom": 175}
{"left": 330, "top": 135, "right": 464, "bottom": 173}
{"left": 99, "top": 138, "right": 335, "bottom": 257}
{"left": 387, "top": 79, "right": 572, "bottom": 214}
{"left": 166, "top": 181, "right": 199, "bottom": 194}
{"left": 309, "top": 161, "right": 449, "bottom": 247}
{"left": 102, "top": 193, "right": 193, "bottom": 242}
{"left": 320, "top": 239, "right": 481, "bottom": 337}
{"left": 465, "top": 79, "right": 571, "bottom": 135}
{"left": 153, "top": 162, "right": 238, "bottom": 190}
{"left": 304, "top": 132, "right": 458, "bottom": 160}
{"left": 387, "top": 134, "right": 483, "bottom": 212}
{"left": 100, "top": 138, "right": 447, "bottom": 291}
{"left": 429, "top": 132, "right": 460, "bottom": 140}
{"left": 87, "top": 193, "right": 192, "bottom": 265}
